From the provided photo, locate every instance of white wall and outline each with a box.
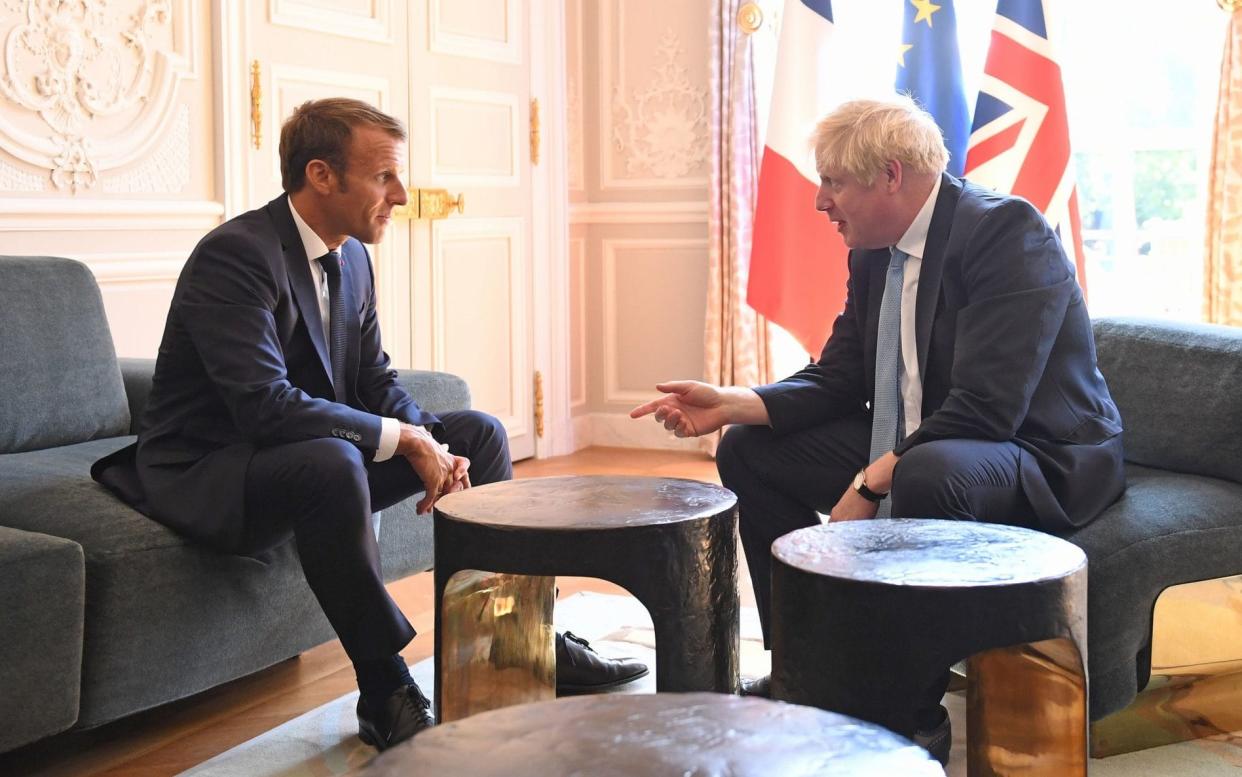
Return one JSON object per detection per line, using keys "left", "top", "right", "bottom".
{"left": 566, "top": 0, "right": 711, "bottom": 451}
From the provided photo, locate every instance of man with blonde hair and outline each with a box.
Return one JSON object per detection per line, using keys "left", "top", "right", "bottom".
{"left": 632, "top": 94, "right": 1123, "bottom": 764}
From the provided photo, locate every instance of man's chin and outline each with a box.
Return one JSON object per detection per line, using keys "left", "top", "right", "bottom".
{"left": 360, "top": 226, "right": 387, "bottom": 245}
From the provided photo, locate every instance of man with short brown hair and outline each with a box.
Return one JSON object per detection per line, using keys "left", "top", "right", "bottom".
{"left": 95, "top": 98, "right": 644, "bottom": 752}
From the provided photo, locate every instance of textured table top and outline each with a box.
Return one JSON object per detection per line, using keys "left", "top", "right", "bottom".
{"left": 772, "top": 519, "right": 1086, "bottom": 588}
{"left": 434, "top": 475, "right": 736, "bottom": 531}
{"left": 367, "top": 692, "right": 943, "bottom": 777}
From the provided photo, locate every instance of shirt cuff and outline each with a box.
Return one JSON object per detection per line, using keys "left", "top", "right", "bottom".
{"left": 375, "top": 417, "right": 401, "bottom": 462}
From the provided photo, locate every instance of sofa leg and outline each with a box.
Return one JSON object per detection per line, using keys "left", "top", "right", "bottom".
{"left": 1091, "top": 574, "right": 1242, "bottom": 757}
{"left": 968, "top": 637, "right": 1088, "bottom": 776}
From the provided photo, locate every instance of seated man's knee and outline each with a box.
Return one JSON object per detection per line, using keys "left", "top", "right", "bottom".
{"left": 465, "top": 409, "right": 508, "bottom": 451}
{"left": 890, "top": 443, "right": 963, "bottom": 518}
{"left": 451, "top": 409, "right": 511, "bottom": 483}
{"left": 715, "top": 424, "right": 765, "bottom": 485}
{"left": 289, "top": 438, "right": 370, "bottom": 504}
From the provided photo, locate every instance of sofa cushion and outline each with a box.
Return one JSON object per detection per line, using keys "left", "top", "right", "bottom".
{"left": 1064, "top": 463, "right": 1242, "bottom": 719}
{"left": 1093, "top": 317, "right": 1242, "bottom": 485}
{"left": 0, "top": 436, "right": 434, "bottom": 728}
{"left": 0, "top": 256, "right": 130, "bottom": 454}
{"left": 0, "top": 527, "right": 84, "bottom": 752}
{"left": 394, "top": 369, "right": 471, "bottom": 416}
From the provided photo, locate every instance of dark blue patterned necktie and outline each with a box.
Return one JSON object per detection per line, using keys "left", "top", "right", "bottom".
{"left": 869, "top": 247, "right": 908, "bottom": 517}
{"left": 315, "top": 250, "right": 348, "bottom": 403}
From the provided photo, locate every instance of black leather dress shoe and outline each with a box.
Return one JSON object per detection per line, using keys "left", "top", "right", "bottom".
{"left": 357, "top": 683, "right": 435, "bottom": 751}
{"left": 911, "top": 705, "right": 951, "bottom": 766}
{"left": 555, "top": 630, "right": 648, "bottom": 694}
{"left": 739, "top": 674, "right": 771, "bottom": 698}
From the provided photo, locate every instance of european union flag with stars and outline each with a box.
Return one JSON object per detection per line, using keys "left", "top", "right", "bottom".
{"left": 894, "top": 0, "right": 970, "bottom": 176}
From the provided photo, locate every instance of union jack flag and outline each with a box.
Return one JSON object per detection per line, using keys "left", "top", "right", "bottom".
{"left": 964, "top": 0, "right": 1087, "bottom": 290}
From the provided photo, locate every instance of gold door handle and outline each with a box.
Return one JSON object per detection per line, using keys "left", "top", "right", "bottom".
{"left": 250, "top": 61, "right": 262, "bottom": 149}
{"left": 392, "top": 188, "right": 465, "bottom": 220}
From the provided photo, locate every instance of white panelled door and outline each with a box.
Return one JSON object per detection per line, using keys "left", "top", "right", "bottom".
{"left": 245, "top": 0, "right": 536, "bottom": 461}
{"left": 407, "top": 1, "right": 536, "bottom": 461}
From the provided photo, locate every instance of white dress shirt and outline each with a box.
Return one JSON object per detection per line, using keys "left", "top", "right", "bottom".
{"left": 892, "top": 175, "right": 941, "bottom": 439}
{"left": 287, "top": 200, "right": 400, "bottom": 462}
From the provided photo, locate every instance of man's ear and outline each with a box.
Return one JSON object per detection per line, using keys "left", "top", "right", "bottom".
{"left": 885, "top": 160, "right": 903, "bottom": 193}
{"left": 304, "top": 159, "right": 335, "bottom": 195}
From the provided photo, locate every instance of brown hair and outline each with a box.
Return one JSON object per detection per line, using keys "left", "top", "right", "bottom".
{"left": 279, "top": 98, "right": 407, "bottom": 192}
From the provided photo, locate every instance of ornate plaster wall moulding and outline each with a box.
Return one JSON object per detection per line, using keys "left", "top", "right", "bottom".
{"left": 103, "top": 103, "right": 188, "bottom": 193}
{"left": 0, "top": 0, "right": 195, "bottom": 194}
{"left": 611, "top": 27, "right": 708, "bottom": 180}
{"left": 0, "top": 153, "right": 45, "bottom": 190}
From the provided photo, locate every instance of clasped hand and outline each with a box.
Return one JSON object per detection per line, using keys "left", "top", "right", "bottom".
{"left": 398, "top": 423, "right": 470, "bottom": 514}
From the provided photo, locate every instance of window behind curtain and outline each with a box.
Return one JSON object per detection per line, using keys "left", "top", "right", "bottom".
{"left": 1051, "top": 1, "right": 1224, "bottom": 321}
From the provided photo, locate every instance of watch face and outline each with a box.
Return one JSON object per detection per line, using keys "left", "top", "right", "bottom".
{"left": 853, "top": 470, "right": 865, "bottom": 490}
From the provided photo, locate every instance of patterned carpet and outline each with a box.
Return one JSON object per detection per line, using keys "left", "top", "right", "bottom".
{"left": 178, "top": 593, "right": 1242, "bottom": 776}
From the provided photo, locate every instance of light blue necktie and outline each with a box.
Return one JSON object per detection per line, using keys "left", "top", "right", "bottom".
{"left": 869, "top": 247, "right": 908, "bottom": 517}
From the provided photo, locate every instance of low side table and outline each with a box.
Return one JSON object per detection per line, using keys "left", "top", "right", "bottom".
{"left": 433, "top": 475, "right": 738, "bottom": 722}
{"left": 367, "top": 693, "right": 945, "bottom": 776}
{"left": 771, "top": 519, "right": 1088, "bottom": 776}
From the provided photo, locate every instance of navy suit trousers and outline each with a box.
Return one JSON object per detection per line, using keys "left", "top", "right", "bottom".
{"left": 240, "top": 410, "right": 512, "bottom": 663}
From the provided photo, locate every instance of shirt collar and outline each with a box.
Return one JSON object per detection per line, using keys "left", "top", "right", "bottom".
{"left": 287, "top": 198, "right": 331, "bottom": 265}
{"left": 894, "top": 175, "right": 942, "bottom": 260}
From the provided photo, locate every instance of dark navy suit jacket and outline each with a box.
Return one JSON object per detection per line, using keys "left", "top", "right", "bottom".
{"left": 93, "top": 195, "right": 437, "bottom": 551}
{"left": 754, "top": 174, "right": 1125, "bottom": 531}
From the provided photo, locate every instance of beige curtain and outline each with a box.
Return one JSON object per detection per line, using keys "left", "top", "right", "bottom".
{"left": 703, "top": 1, "right": 774, "bottom": 456}
{"left": 1206, "top": 5, "right": 1242, "bottom": 325}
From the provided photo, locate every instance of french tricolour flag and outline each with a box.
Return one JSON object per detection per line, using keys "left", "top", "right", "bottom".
{"left": 746, "top": 0, "right": 847, "bottom": 357}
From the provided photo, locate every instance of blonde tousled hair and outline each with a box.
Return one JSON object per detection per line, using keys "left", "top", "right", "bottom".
{"left": 813, "top": 95, "right": 949, "bottom": 186}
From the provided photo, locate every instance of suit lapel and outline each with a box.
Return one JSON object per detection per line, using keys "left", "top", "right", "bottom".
{"left": 270, "top": 196, "right": 333, "bottom": 383}
{"left": 913, "top": 173, "right": 962, "bottom": 378}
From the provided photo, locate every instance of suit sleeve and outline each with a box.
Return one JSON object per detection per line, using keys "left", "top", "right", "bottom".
{"left": 752, "top": 251, "right": 870, "bottom": 434}
{"left": 177, "top": 231, "right": 387, "bottom": 454}
{"left": 353, "top": 244, "right": 440, "bottom": 427}
{"left": 895, "top": 199, "right": 1074, "bottom": 453}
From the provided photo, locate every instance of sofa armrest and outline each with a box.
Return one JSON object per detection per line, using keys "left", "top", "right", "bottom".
{"left": 394, "top": 369, "right": 471, "bottom": 417}
{"left": 118, "top": 358, "right": 156, "bottom": 434}
{"left": 0, "top": 527, "right": 84, "bottom": 752}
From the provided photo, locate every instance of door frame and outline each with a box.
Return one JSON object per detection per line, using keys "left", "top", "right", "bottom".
{"left": 529, "top": 1, "right": 573, "bottom": 457}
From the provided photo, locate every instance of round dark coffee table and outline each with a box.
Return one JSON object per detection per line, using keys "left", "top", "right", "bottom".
{"left": 770, "top": 518, "right": 1088, "bottom": 775}
{"left": 432, "top": 476, "right": 738, "bottom": 722}
{"left": 366, "top": 693, "right": 944, "bottom": 776}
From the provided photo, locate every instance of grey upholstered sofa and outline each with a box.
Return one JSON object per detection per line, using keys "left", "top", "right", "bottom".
{"left": 0, "top": 255, "right": 468, "bottom": 754}
{"left": 1071, "top": 318, "right": 1242, "bottom": 724}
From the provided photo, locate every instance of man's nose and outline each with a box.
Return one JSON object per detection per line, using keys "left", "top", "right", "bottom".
{"left": 391, "top": 181, "right": 408, "bottom": 205}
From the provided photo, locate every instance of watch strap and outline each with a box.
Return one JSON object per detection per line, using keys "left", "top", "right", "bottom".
{"left": 853, "top": 469, "right": 887, "bottom": 503}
